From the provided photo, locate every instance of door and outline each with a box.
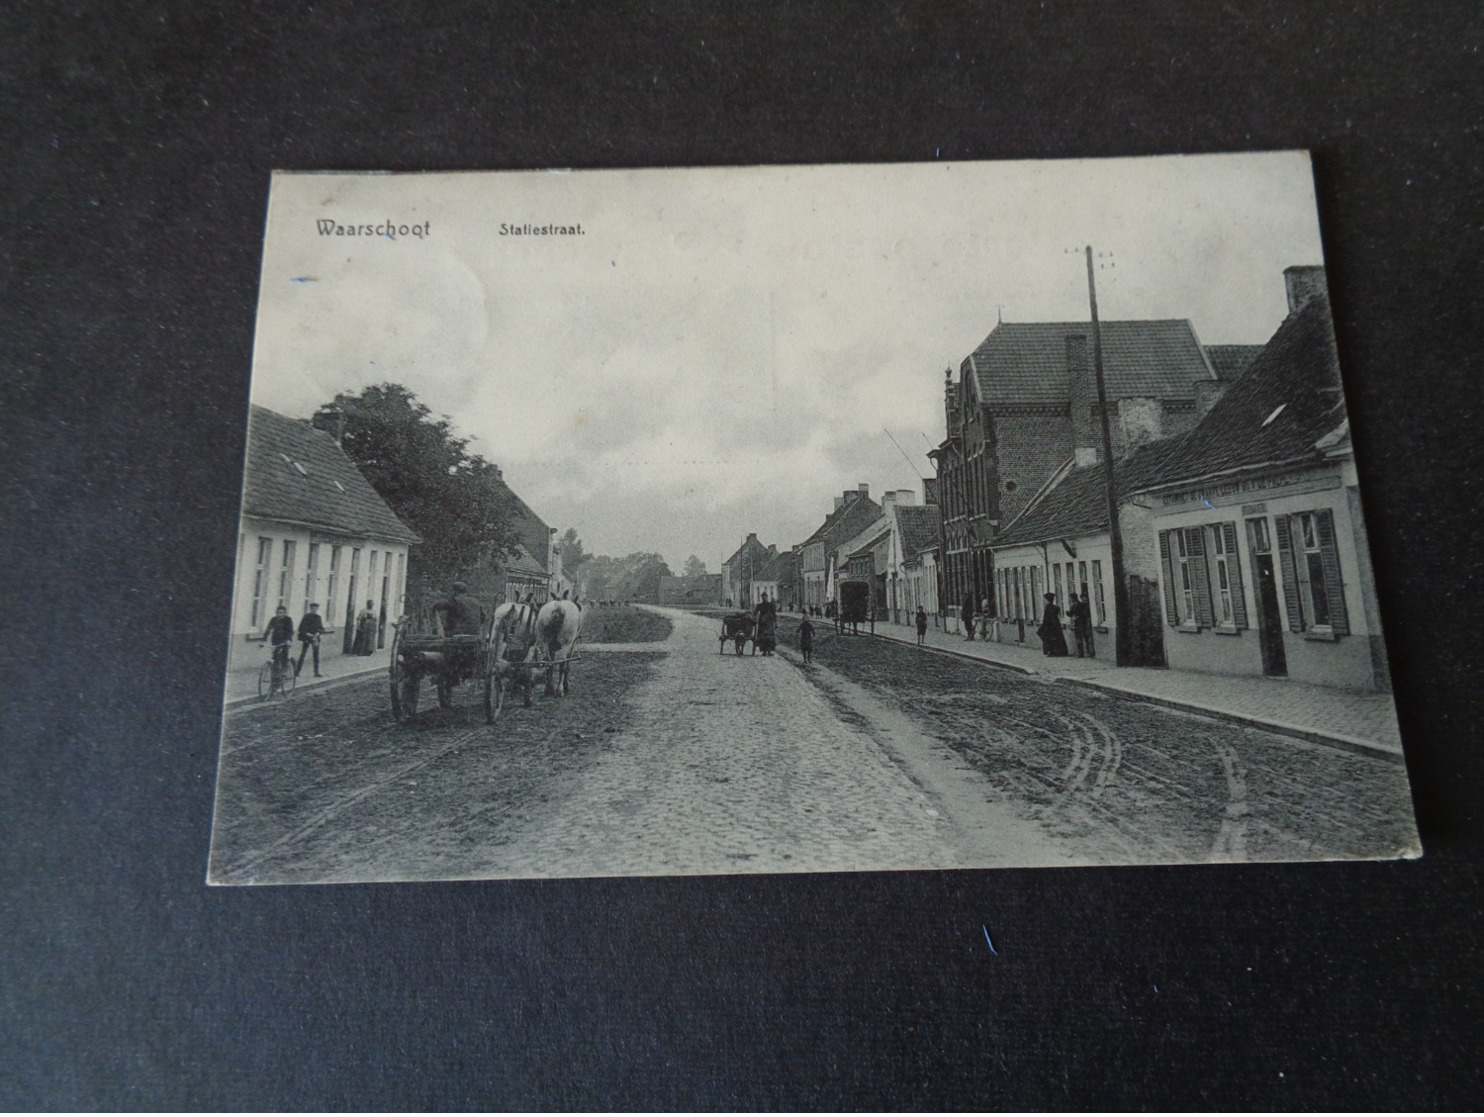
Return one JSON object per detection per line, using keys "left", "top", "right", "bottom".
{"left": 1252, "top": 553, "right": 1288, "bottom": 677}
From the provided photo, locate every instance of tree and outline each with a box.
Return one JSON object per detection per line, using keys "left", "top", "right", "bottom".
{"left": 558, "top": 528, "right": 589, "bottom": 574}
{"left": 682, "top": 554, "right": 707, "bottom": 579}
{"left": 312, "top": 384, "right": 522, "bottom": 584}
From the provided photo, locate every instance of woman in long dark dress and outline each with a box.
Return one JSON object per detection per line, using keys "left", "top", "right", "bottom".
{"left": 1037, "top": 592, "right": 1069, "bottom": 657}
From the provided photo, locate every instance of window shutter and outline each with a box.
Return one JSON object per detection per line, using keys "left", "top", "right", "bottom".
{"left": 1274, "top": 514, "right": 1304, "bottom": 632}
{"left": 1223, "top": 521, "right": 1248, "bottom": 628}
{"left": 1315, "top": 508, "right": 1350, "bottom": 635}
{"left": 1158, "top": 530, "right": 1179, "bottom": 626}
{"left": 1186, "top": 526, "right": 1215, "bottom": 627}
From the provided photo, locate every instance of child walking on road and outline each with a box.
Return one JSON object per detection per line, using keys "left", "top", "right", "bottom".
{"left": 798, "top": 615, "right": 815, "bottom": 663}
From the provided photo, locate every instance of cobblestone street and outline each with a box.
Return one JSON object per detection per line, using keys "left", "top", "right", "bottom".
{"left": 209, "top": 606, "right": 1417, "bottom": 885}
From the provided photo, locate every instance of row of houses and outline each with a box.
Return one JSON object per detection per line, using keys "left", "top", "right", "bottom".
{"left": 723, "top": 265, "right": 1389, "bottom": 693}
{"left": 227, "top": 405, "right": 568, "bottom": 668}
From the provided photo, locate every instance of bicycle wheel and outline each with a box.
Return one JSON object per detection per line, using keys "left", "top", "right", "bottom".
{"left": 258, "top": 662, "right": 272, "bottom": 700}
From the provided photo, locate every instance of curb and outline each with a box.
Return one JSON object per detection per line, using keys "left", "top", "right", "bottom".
{"left": 1055, "top": 676, "right": 1406, "bottom": 763}
{"left": 864, "top": 628, "right": 1402, "bottom": 762}
{"left": 864, "top": 629, "right": 1036, "bottom": 676}
{"left": 224, "top": 665, "right": 386, "bottom": 709}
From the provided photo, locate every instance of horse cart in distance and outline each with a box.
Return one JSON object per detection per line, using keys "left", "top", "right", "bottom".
{"left": 719, "top": 612, "right": 756, "bottom": 656}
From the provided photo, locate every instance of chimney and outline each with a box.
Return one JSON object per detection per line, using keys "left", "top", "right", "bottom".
{"left": 1194, "top": 379, "right": 1232, "bottom": 420}
{"left": 882, "top": 491, "right": 898, "bottom": 514}
{"left": 857, "top": 482, "right": 869, "bottom": 497}
{"left": 1067, "top": 333, "right": 1100, "bottom": 467}
{"left": 833, "top": 495, "right": 844, "bottom": 511}
{"left": 1284, "top": 265, "right": 1328, "bottom": 314}
{"left": 1117, "top": 397, "right": 1164, "bottom": 453}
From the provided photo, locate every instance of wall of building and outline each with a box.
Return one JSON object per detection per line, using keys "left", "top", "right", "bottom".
{"left": 991, "top": 535, "right": 1115, "bottom": 655}
{"left": 230, "top": 517, "right": 410, "bottom": 669}
{"left": 1150, "top": 465, "right": 1381, "bottom": 690}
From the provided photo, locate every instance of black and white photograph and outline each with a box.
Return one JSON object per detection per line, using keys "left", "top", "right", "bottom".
{"left": 209, "top": 153, "right": 1419, "bottom": 885}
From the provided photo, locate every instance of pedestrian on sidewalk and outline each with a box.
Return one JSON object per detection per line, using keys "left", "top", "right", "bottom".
{"left": 353, "top": 599, "right": 378, "bottom": 656}
{"left": 915, "top": 605, "right": 928, "bottom": 645}
{"left": 1037, "top": 592, "right": 1069, "bottom": 657}
{"left": 798, "top": 614, "right": 815, "bottom": 663}
{"left": 1069, "top": 591, "right": 1095, "bottom": 658}
{"left": 980, "top": 597, "right": 992, "bottom": 641}
{"left": 295, "top": 603, "right": 325, "bottom": 677}
{"left": 961, "top": 593, "right": 976, "bottom": 641}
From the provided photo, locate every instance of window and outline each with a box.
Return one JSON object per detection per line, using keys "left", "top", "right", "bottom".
{"left": 304, "top": 542, "right": 320, "bottom": 606}
{"left": 1278, "top": 509, "right": 1350, "bottom": 635}
{"left": 396, "top": 552, "right": 406, "bottom": 614}
{"left": 346, "top": 547, "right": 362, "bottom": 630}
{"left": 1078, "top": 560, "right": 1088, "bottom": 602}
{"left": 1209, "top": 525, "right": 1233, "bottom": 623}
{"left": 1174, "top": 531, "right": 1195, "bottom": 623}
{"left": 1053, "top": 564, "right": 1064, "bottom": 607}
{"left": 327, "top": 546, "right": 341, "bottom": 628}
{"left": 1091, "top": 560, "right": 1106, "bottom": 625}
{"left": 1160, "top": 528, "right": 1215, "bottom": 628}
{"left": 277, "top": 540, "right": 296, "bottom": 610}
{"left": 251, "top": 537, "right": 272, "bottom": 627}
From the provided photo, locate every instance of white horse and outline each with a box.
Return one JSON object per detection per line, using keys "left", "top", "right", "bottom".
{"left": 490, "top": 598, "right": 541, "bottom": 707}
{"left": 534, "top": 593, "right": 583, "bottom": 696}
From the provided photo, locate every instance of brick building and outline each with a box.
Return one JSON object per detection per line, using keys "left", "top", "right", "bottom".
{"left": 721, "top": 533, "right": 775, "bottom": 610}
{"left": 930, "top": 316, "right": 1231, "bottom": 619}
{"left": 797, "top": 485, "right": 882, "bottom": 609}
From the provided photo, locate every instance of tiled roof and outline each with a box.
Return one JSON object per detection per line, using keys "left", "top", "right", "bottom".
{"left": 801, "top": 492, "right": 880, "bottom": 548}
{"left": 1141, "top": 295, "right": 1347, "bottom": 489}
{"left": 754, "top": 550, "right": 800, "bottom": 584}
{"left": 847, "top": 529, "right": 892, "bottom": 561}
{"left": 991, "top": 439, "right": 1184, "bottom": 548}
{"left": 724, "top": 536, "right": 774, "bottom": 569}
{"left": 244, "top": 406, "right": 419, "bottom": 544}
{"left": 1205, "top": 344, "right": 1265, "bottom": 381}
{"left": 501, "top": 544, "right": 548, "bottom": 579}
{"left": 894, "top": 504, "right": 941, "bottom": 558}
{"left": 963, "top": 319, "right": 1215, "bottom": 407}
{"left": 821, "top": 497, "right": 883, "bottom": 552}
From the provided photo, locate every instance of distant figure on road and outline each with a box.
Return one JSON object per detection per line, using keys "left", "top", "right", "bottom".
{"left": 961, "top": 594, "right": 976, "bottom": 641}
{"left": 295, "top": 602, "right": 325, "bottom": 677}
{"left": 353, "top": 600, "right": 378, "bottom": 656}
{"left": 1069, "top": 591, "right": 1095, "bottom": 658}
{"left": 798, "top": 615, "right": 814, "bottom": 664}
{"left": 1038, "top": 592, "right": 1069, "bottom": 657}
{"left": 915, "top": 605, "right": 928, "bottom": 645}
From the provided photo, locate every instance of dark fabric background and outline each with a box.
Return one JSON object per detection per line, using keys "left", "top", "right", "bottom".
{"left": 4, "top": 1, "right": 1481, "bottom": 1109}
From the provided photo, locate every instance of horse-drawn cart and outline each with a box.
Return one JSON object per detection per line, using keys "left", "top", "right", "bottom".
{"left": 389, "top": 604, "right": 527, "bottom": 724}
{"left": 719, "top": 612, "right": 756, "bottom": 656}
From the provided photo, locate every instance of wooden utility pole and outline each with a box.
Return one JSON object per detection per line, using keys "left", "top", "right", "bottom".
{"left": 1086, "top": 247, "right": 1132, "bottom": 667}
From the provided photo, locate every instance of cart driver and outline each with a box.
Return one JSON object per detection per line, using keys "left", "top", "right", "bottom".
{"left": 433, "top": 581, "right": 486, "bottom": 637}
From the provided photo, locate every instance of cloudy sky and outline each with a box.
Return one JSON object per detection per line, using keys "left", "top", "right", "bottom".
{"left": 249, "top": 153, "right": 1325, "bottom": 571}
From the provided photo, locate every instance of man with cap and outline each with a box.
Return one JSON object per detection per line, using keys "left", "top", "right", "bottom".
{"left": 433, "top": 581, "right": 486, "bottom": 637}
{"left": 295, "top": 602, "right": 326, "bottom": 677}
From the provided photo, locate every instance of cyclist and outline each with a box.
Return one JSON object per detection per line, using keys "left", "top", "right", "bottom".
{"left": 261, "top": 605, "right": 295, "bottom": 682}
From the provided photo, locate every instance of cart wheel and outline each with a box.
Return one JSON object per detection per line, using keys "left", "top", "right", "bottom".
{"left": 484, "top": 630, "right": 506, "bottom": 724}
{"left": 389, "top": 628, "right": 418, "bottom": 721}
{"left": 258, "top": 662, "right": 272, "bottom": 700}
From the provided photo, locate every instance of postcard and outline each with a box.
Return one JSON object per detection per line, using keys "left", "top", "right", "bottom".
{"left": 209, "top": 154, "right": 1418, "bottom": 884}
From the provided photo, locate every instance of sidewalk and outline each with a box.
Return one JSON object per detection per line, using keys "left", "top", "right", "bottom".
{"left": 224, "top": 643, "right": 391, "bottom": 707}
{"left": 856, "top": 617, "right": 1404, "bottom": 759}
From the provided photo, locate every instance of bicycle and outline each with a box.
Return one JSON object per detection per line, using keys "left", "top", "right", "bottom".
{"left": 257, "top": 640, "right": 296, "bottom": 700}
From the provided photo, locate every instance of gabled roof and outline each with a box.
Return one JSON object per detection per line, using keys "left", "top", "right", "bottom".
{"left": 962, "top": 320, "right": 1216, "bottom": 408}
{"left": 820, "top": 497, "right": 883, "bottom": 552}
{"left": 501, "top": 544, "right": 548, "bottom": 579}
{"left": 753, "top": 550, "right": 799, "bottom": 584}
{"left": 1205, "top": 344, "right": 1265, "bottom": 381}
{"left": 894, "top": 503, "right": 941, "bottom": 558}
{"left": 243, "top": 406, "right": 419, "bottom": 544}
{"left": 991, "top": 439, "right": 1184, "bottom": 549}
{"left": 1139, "top": 295, "right": 1347, "bottom": 490}
{"left": 724, "top": 535, "right": 773, "bottom": 570}
{"left": 801, "top": 492, "right": 880, "bottom": 549}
